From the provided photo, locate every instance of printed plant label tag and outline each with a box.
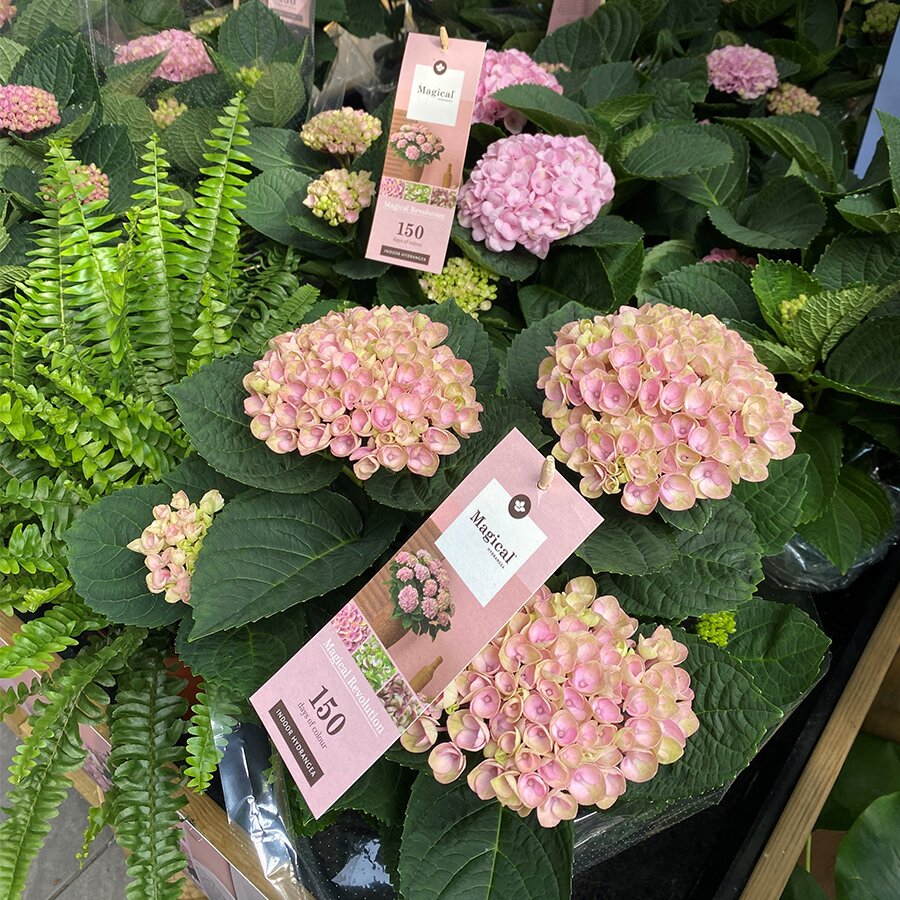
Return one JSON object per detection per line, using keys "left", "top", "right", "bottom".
{"left": 264, "top": 0, "right": 313, "bottom": 32}
{"left": 364, "top": 33, "right": 485, "bottom": 273}
{"left": 252, "top": 429, "right": 603, "bottom": 817}
{"left": 546, "top": 0, "right": 602, "bottom": 33}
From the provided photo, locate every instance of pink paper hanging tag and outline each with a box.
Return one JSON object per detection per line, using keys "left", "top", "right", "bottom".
{"left": 365, "top": 32, "right": 486, "bottom": 273}
{"left": 546, "top": 0, "right": 602, "bottom": 34}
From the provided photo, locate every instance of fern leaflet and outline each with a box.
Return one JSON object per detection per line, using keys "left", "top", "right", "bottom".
{"left": 185, "top": 684, "right": 240, "bottom": 793}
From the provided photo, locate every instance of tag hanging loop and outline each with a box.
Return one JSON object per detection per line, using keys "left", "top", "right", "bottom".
{"left": 439, "top": 25, "right": 450, "bottom": 51}
{"left": 537, "top": 456, "right": 556, "bottom": 491}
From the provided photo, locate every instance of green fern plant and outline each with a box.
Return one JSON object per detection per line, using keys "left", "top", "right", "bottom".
{"left": 185, "top": 683, "right": 240, "bottom": 793}
{"left": 109, "top": 653, "right": 188, "bottom": 900}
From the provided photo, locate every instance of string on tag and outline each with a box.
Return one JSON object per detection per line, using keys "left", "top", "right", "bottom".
{"left": 537, "top": 456, "right": 555, "bottom": 492}
{"left": 439, "top": 25, "right": 450, "bottom": 51}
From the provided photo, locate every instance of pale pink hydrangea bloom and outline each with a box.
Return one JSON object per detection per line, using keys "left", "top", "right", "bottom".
{"left": 767, "top": 83, "right": 820, "bottom": 116}
{"left": 707, "top": 45, "right": 778, "bottom": 100}
{"left": 457, "top": 134, "right": 615, "bottom": 258}
{"left": 402, "top": 578, "right": 699, "bottom": 827}
{"left": 389, "top": 547, "right": 453, "bottom": 636}
{"left": 702, "top": 247, "right": 757, "bottom": 266}
{"left": 333, "top": 602, "right": 370, "bottom": 653}
{"left": 115, "top": 29, "right": 214, "bottom": 82}
{"left": 300, "top": 107, "right": 382, "bottom": 160}
{"left": 127, "top": 490, "right": 225, "bottom": 604}
{"left": 304, "top": 168, "right": 375, "bottom": 226}
{"left": 537, "top": 303, "right": 802, "bottom": 513}
{"left": 243, "top": 306, "right": 482, "bottom": 480}
{"left": 0, "top": 85, "right": 60, "bottom": 134}
{"left": 389, "top": 122, "right": 444, "bottom": 166}
{"left": 0, "top": 0, "right": 16, "bottom": 27}
{"left": 474, "top": 48, "right": 564, "bottom": 133}
{"left": 380, "top": 177, "right": 405, "bottom": 198}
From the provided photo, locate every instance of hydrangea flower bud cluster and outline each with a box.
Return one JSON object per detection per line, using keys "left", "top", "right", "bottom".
{"left": 378, "top": 673, "right": 420, "bottom": 729}
{"left": 537, "top": 303, "right": 802, "bottom": 513}
{"left": 303, "top": 169, "right": 375, "bottom": 226}
{"left": 236, "top": 65, "right": 263, "bottom": 89}
{"left": 388, "top": 548, "right": 454, "bottom": 638}
{"left": 707, "top": 45, "right": 779, "bottom": 100}
{"left": 152, "top": 97, "right": 188, "bottom": 129}
{"left": 300, "top": 107, "right": 382, "bottom": 161}
{"left": 767, "top": 83, "right": 820, "bottom": 116}
{"left": 419, "top": 257, "right": 498, "bottom": 316}
{"left": 127, "top": 490, "right": 224, "bottom": 604}
{"left": 115, "top": 29, "right": 215, "bottom": 82}
{"left": 389, "top": 122, "right": 445, "bottom": 166}
{"left": 243, "top": 305, "right": 483, "bottom": 480}
{"left": 474, "top": 48, "right": 564, "bottom": 133}
{"left": 702, "top": 247, "right": 757, "bottom": 266}
{"left": 402, "top": 578, "right": 699, "bottom": 827}
{"left": 40, "top": 163, "right": 109, "bottom": 205}
{"left": 0, "top": 0, "right": 16, "bottom": 28}
{"left": 457, "top": 134, "right": 615, "bottom": 258}
{"left": 696, "top": 611, "right": 737, "bottom": 648}
{"left": 780, "top": 295, "right": 807, "bottom": 326}
{"left": 863, "top": 1, "right": 900, "bottom": 35}
{"left": 0, "top": 85, "right": 60, "bottom": 134}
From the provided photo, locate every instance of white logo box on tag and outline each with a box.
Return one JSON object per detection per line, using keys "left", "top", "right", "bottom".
{"left": 406, "top": 64, "right": 466, "bottom": 126}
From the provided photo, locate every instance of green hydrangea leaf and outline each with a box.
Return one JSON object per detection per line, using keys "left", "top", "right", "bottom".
{"left": 451, "top": 222, "right": 539, "bottom": 282}
{"left": 217, "top": 0, "right": 294, "bottom": 67}
{"left": 576, "top": 501, "right": 677, "bottom": 576}
{"left": 399, "top": 774, "right": 573, "bottom": 900}
{"left": 175, "top": 607, "right": 306, "bottom": 696}
{"left": 623, "top": 124, "right": 733, "bottom": 178}
{"left": 751, "top": 256, "right": 821, "bottom": 340}
{"left": 798, "top": 465, "right": 893, "bottom": 574}
{"left": 818, "top": 315, "right": 900, "bottom": 404}
{"left": 835, "top": 791, "right": 900, "bottom": 900}
{"left": 246, "top": 62, "right": 307, "bottom": 128}
{"left": 663, "top": 123, "right": 749, "bottom": 208}
{"left": 655, "top": 501, "right": 712, "bottom": 533}
{"left": 732, "top": 455, "right": 809, "bottom": 556}
{"left": 65, "top": 485, "right": 186, "bottom": 627}
{"left": 794, "top": 413, "right": 842, "bottom": 524}
{"left": 332, "top": 757, "right": 415, "bottom": 825}
{"left": 188, "top": 490, "right": 403, "bottom": 637}
{"left": 245, "top": 126, "right": 329, "bottom": 173}
{"left": 726, "top": 599, "right": 829, "bottom": 710}
{"left": 597, "top": 501, "right": 764, "bottom": 619}
{"left": 169, "top": 355, "right": 342, "bottom": 495}
{"left": 813, "top": 234, "right": 900, "bottom": 289}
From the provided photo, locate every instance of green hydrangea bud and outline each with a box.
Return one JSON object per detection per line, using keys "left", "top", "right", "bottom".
{"left": 863, "top": 2, "right": 900, "bottom": 35}
{"left": 419, "top": 257, "right": 499, "bottom": 316}
{"left": 152, "top": 97, "right": 187, "bottom": 130}
{"left": 780, "top": 294, "right": 808, "bottom": 326}
{"left": 237, "top": 65, "right": 264, "bottom": 89}
{"left": 696, "top": 610, "right": 737, "bottom": 648}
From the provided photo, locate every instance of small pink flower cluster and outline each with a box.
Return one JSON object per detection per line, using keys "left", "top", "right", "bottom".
{"left": 242, "top": 305, "right": 483, "bottom": 480}
{"left": 707, "top": 45, "right": 779, "bottom": 100}
{"left": 389, "top": 122, "right": 445, "bottom": 166}
{"left": 537, "top": 304, "right": 802, "bottom": 513}
{"left": 127, "top": 490, "right": 225, "bottom": 604}
{"left": 767, "top": 83, "right": 820, "bottom": 116}
{"left": 380, "top": 177, "right": 405, "bottom": 199}
{"left": 115, "top": 29, "right": 214, "bottom": 82}
{"left": 474, "top": 48, "right": 564, "bottom": 133}
{"left": 41, "top": 163, "right": 109, "bottom": 205}
{"left": 458, "top": 134, "right": 614, "bottom": 258}
{"left": 402, "top": 578, "right": 699, "bottom": 827}
{"left": 702, "top": 247, "right": 757, "bottom": 266}
{"left": 333, "top": 602, "right": 370, "bottom": 653}
{"left": 389, "top": 548, "right": 454, "bottom": 638}
{"left": 0, "top": 0, "right": 16, "bottom": 27}
{"left": 303, "top": 169, "right": 375, "bottom": 226}
{"left": 0, "top": 85, "right": 60, "bottom": 134}
{"left": 300, "top": 107, "right": 382, "bottom": 160}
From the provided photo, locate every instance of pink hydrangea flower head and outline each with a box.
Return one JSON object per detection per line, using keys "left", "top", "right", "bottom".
{"left": 474, "top": 48, "right": 564, "bottom": 133}
{"left": 537, "top": 303, "right": 802, "bottom": 513}
{"left": 0, "top": 0, "right": 16, "bottom": 27}
{"left": 402, "top": 578, "right": 699, "bottom": 826}
{"left": 388, "top": 547, "right": 453, "bottom": 637}
{"left": 388, "top": 122, "right": 444, "bottom": 166}
{"left": 767, "top": 83, "right": 820, "bottom": 116}
{"left": 398, "top": 585, "right": 420, "bottom": 613}
{"left": 304, "top": 168, "right": 375, "bottom": 226}
{"left": 457, "top": 134, "right": 615, "bottom": 258}
{"left": 127, "top": 490, "right": 225, "bottom": 604}
{"left": 702, "top": 247, "right": 757, "bottom": 266}
{"left": 115, "top": 29, "right": 214, "bottom": 82}
{"left": 243, "top": 305, "right": 482, "bottom": 481}
{"left": 707, "top": 45, "right": 779, "bottom": 100}
{"left": 300, "top": 107, "right": 383, "bottom": 160}
{"left": 333, "top": 602, "right": 370, "bottom": 653}
{"left": 0, "top": 85, "right": 60, "bottom": 134}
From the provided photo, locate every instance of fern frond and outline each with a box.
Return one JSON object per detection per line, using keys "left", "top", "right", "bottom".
{"left": 78, "top": 794, "right": 114, "bottom": 865}
{"left": 179, "top": 95, "right": 252, "bottom": 333}
{"left": 0, "top": 573, "right": 70, "bottom": 616}
{"left": 185, "top": 683, "right": 240, "bottom": 793}
{"left": 187, "top": 272, "right": 238, "bottom": 374}
{"left": 0, "top": 629, "right": 145, "bottom": 900}
{"left": 110, "top": 654, "right": 188, "bottom": 900}
{"left": 239, "top": 284, "right": 321, "bottom": 354}
{"left": 0, "top": 596, "right": 105, "bottom": 679}
{"left": 126, "top": 137, "right": 192, "bottom": 394}
{"left": 0, "top": 471, "right": 93, "bottom": 539}
{"left": 0, "top": 523, "right": 61, "bottom": 578}
{"left": 0, "top": 677, "right": 44, "bottom": 717}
